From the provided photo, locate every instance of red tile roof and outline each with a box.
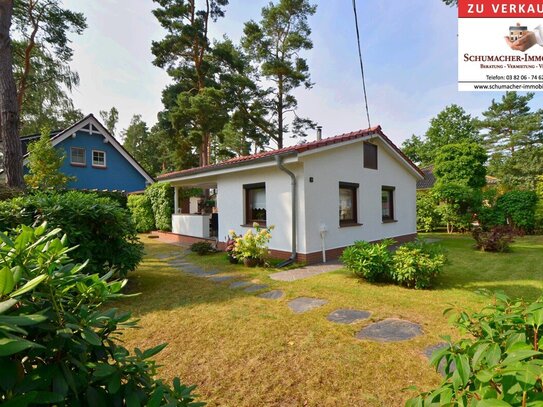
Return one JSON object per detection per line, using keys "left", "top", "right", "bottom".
{"left": 158, "top": 125, "right": 423, "bottom": 180}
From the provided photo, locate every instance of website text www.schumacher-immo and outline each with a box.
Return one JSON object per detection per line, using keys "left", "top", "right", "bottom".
{"left": 473, "top": 83, "right": 543, "bottom": 90}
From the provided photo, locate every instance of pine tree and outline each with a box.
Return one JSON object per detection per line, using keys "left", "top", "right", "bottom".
{"left": 152, "top": 0, "right": 228, "bottom": 167}
{"left": 242, "top": 0, "right": 317, "bottom": 148}
{"left": 478, "top": 92, "right": 543, "bottom": 187}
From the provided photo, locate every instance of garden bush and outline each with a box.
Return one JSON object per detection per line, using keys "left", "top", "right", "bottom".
{"left": 536, "top": 176, "right": 543, "bottom": 231}
{"left": 0, "top": 223, "right": 204, "bottom": 406}
{"left": 230, "top": 224, "right": 274, "bottom": 266}
{"left": 494, "top": 190, "right": 538, "bottom": 233}
{"left": 190, "top": 241, "right": 216, "bottom": 255}
{"left": 391, "top": 240, "right": 446, "bottom": 289}
{"left": 0, "top": 191, "right": 143, "bottom": 277}
{"left": 128, "top": 194, "right": 156, "bottom": 232}
{"left": 340, "top": 239, "right": 394, "bottom": 283}
{"left": 472, "top": 225, "right": 520, "bottom": 252}
{"left": 407, "top": 291, "right": 543, "bottom": 406}
{"left": 87, "top": 189, "right": 129, "bottom": 208}
{"left": 416, "top": 192, "right": 442, "bottom": 232}
{"left": 145, "top": 182, "right": 174, "bottom": 231}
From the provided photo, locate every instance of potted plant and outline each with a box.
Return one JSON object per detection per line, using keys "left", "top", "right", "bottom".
{"left": 226, "top": 230, "right": 239, "bottom": 264}
{"left": 231, "top": 223, "right": 274, "bottom": 267}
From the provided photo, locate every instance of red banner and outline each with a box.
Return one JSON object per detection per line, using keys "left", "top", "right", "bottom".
{"left": 459, "top": 0, "right": 543, "bottom": 18}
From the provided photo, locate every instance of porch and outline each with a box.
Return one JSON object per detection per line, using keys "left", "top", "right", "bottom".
{"left": 171, "top": 180, "right": 219, "bottom": 240}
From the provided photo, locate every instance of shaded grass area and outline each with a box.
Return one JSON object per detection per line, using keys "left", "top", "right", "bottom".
{"left": 116, "top": 234, "right": 543, "bottom": 407}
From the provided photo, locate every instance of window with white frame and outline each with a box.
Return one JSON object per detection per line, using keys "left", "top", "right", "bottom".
{"left": 92, "top": 150, "right": 106, "bottom": 167}
{"left": 70, "top": 147, "right": 86, "bottom": 166}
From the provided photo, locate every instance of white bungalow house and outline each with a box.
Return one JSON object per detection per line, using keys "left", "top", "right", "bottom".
{"left": 157, "top": 126, "right": 424, "bottom": 264}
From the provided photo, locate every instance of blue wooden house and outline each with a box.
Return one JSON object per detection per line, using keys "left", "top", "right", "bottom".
{"left": 20, "top": 114, "right": 154, "bottom": 192}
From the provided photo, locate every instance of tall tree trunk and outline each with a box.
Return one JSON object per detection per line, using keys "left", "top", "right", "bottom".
{"left": 277, "top": 75, "right": 284, "bottom": 149}
{"left": 0, "top": 0, "right": 24, "bottom": 188}
{"left": 201, "top": 133, "right": 209, "bottom": 167}
{"left": 17, "top": 0, "right": 38, "bottom": 113}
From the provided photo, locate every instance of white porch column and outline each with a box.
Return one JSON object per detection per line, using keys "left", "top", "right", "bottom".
{"left": 174, "top": 186, "right": 179, "bottom": 214}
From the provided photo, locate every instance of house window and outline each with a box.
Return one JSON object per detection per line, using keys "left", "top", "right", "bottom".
{"left": 92, "top": 150, "right": 106, "bottom": 168}
{"left": 244, "top": 183, "right": 266, "bottom": 226}
{"left": 363, "top": 142, "right": 378, "bottom": 170}
{"left": 382, "top": 186, "right": 395, "bottom": 222}
{"left": 70, "top": 147, "right": 86, "bottom": 166}
{"left": 339, "top": 182, "right": 359, "bottom": 226}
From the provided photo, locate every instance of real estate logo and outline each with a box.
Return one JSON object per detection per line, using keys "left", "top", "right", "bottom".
{"left": 458, "top": 0, "right": 543, "bottom": 91}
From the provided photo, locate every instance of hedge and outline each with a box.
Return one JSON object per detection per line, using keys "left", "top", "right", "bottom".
{"left": 127, "top": 194, "right": 155, "bottom": 233}
{"left": 145, "top": 182, "right": 174, "bottom": 231}
{"left": 0, "top": 191, "right": 143, "bottom": 277}
{"left": 494, "top": 190, "right": 538, "bottom": 233}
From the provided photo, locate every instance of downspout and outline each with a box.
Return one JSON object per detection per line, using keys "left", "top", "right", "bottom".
{"left": 275, "top": 155, "right": 297, "bottom": 267}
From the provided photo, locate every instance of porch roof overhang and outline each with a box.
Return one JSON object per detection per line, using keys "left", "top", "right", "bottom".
{"left": 165, "top": 152, "right": 299, "bottom": 186}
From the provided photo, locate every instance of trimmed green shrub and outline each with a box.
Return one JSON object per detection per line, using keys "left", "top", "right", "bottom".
{"left": 416, "top": 192, "right": 442, "bottom": 232}
{"left": 0, "top": 191, "right": 143, "bottom": 277}
{"left": 87, "top": 189, "right": 129, "bottom": 208}
{"left": 494, "top": 190, "right": 538, "bottom": 233}
{"left": 128, "top": 194, "right": 156, "bottom": 232}
{"left": 145, "top": 182, "right": 174, "bottom": 231}
{"left": 0, "top": 223, "right": 204, "bottom": 406}
{"left": 391, "top": 240, "right": 446, "bottom": 289}
{"left": 340, "top": 239, "right": 394, "bottom": 283}
{"left": 536, "top": 176, "right": 543, "bottom": 231}
{"left": 472, "top": 225, "right": 520, "bottom": 252}
{"left": 407, "top": 291, "right": 543, "bottom": 406}
{"left": 190, "top": 241, "right": 216, "bottom": 255}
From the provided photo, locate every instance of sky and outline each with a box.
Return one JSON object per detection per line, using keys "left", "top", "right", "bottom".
{"left": 61, "top": 0, "right": 543, "bottom": 147}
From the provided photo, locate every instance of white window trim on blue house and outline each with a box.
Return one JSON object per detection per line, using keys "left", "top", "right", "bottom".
{"left": 22, "top": 115, "right": 155, "bottom": 185}
{"left": 70, "top": 147, "right": 86, "bottom": 166}
{"left": 92, "top": 150, "right": 106, "bottom": 168}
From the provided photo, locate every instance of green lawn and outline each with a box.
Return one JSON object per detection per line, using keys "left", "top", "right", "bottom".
{"left": 117, "top": 234, "right": 543, "bottom": 407}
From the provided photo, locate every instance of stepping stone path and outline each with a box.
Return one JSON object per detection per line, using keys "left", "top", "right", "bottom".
{"left": 270, "top": 262, "right": 342, "bottom": 282}
{"left": 327, "top": 309, "right": 371, "bottom": 324}
{"left": 229, "top": 281, "right": 253, "bottom": 289}
{"left": 154, "top": 249, "right": 430, "bottom": 345}
{"left": 356, "top": 319, "right": 422, "bottom": 342}
{"left": 258, "top": 290, "right": 284, "bottom": 300}
{"left": 244, "top": 284, "right": 269, "bottom": 293}
{"left": 288, "top": 297, "right": 327, "bottom": 314}
{"left": 424, "top": 343, "right": 453, "bottom": 376}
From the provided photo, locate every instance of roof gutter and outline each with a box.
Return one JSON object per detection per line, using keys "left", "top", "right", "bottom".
{"left": 275, "top": 155, "right": 297, "bottom": 267}
{"left": 159, "top": 152, "right": 298, "bottom": 181}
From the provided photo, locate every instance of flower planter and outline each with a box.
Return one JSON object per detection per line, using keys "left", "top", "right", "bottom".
{"left": 243, "top": 258, "right": 260, "bottom": 268}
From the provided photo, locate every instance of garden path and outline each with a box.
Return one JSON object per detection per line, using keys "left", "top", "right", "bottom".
{"left": 269, "top": 261, "right": 343, "bottom": 282}
{"left": 156, "top": 248, "right": 455, "bottom": 355}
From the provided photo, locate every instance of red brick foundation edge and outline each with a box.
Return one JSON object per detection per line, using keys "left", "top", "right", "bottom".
{"left": 151, "top": 231, "right": 417, "bottom": 265}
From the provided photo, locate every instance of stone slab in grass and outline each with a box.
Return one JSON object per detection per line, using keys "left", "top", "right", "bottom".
{"left": 327, "top": 309, "right": 371, "bottom": 324}
{"left": 208, "top": 275, "right": 236, "bottom": 282}
{"left": 244, "top": 284, "right": 269, "bottom": 293}
{"left": 424, "top": 343, "right": 453, "bottom": 376}
{"left": 258, "top": 290, "right": 284, "bottom": 300}
{"left": 229, "top": 281, "right": 253, "bottom": 289}
{"left": 355, "top": 319, "right": 422, "bottom": 342}
{"left": 288, "top": 297, "right": 327, "bottom": 314}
